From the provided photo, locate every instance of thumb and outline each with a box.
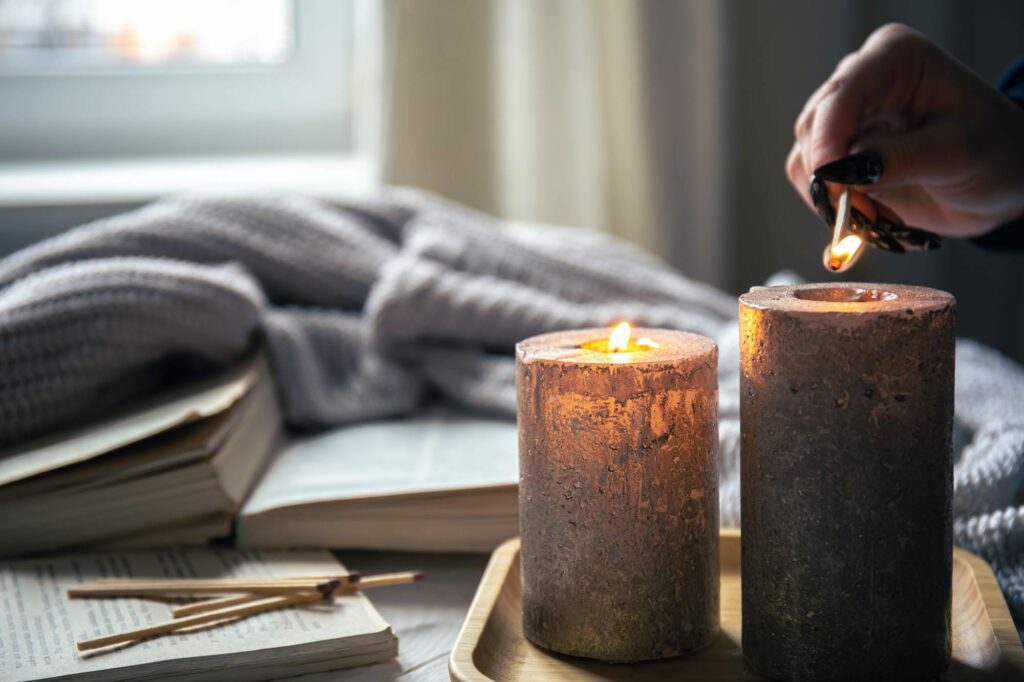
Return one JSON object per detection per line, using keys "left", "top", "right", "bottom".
{"left": 853, "top": 119, "right": 968, "bottom": 190}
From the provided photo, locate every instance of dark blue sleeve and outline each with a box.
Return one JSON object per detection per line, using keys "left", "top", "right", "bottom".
{"left": 970, "top": 56, "right": 1024, "bottom": 251}
{"left": 996, "top": 55, "right": 1024, "bottom": 109}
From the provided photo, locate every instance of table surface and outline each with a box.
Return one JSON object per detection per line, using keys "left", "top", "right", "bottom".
{"left": 325, "top": 550, "right": 490, "bottom": 682}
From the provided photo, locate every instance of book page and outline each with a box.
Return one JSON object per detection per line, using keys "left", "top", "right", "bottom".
{"left": 0, "top": 548, "right": 391, "bottom": 682}
{"left": 0, "top": 413, "right": 231, "bottom": 503}
{"left": 0, "top": 355, "right": 260, "bottom": 488}
{"left": 241, "top": 408, "right": 518, "bottom": 514}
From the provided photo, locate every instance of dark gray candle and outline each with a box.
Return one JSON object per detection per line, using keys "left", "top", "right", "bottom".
{"left": 739, "top": 283, "right": 955, "bottom": 682}
{"left": 517, "top": 326, "right": 719, "bottom": 662}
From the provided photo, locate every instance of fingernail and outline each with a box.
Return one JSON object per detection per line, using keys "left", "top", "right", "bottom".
{"left": 814, "top": 151, "right": 883, "bottom": 185}
{"left": 847, "top": 207, "right": 902, "bottom": 253}
{"left": 866, "top": 225, "right": 904, "bottom": 253}
{"left": 848, "top": 207, "right": 869, "bottom": 234}
{"left": 808, "top": 175, "right": 835, "bottom": 226}
{"left": 875, "top": 219, "right": 942, "bottom": 251}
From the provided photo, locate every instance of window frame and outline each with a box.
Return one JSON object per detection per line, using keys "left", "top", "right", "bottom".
{"left": 0, "top": 0, "right": 371, "bottom": 161}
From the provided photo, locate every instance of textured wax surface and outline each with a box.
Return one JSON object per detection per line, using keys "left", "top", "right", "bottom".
{"left": 0, "top": 195, "right": 1022, "bottom": 639}
{"left": 740, "top": 284, "right": 955, "bottom": 681}
{"left": 518, "top": 334, "right": 718, "bottom": 661}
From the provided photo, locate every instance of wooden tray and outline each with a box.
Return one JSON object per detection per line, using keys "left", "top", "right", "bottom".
{"left": 450, "top": 529, "right": 1024, "bottom": 681}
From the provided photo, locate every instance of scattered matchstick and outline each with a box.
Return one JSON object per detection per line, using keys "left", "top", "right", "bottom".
{"left": 92, "top": 573, "right": 359, "bottom": 585}
{"left": 71, "top": 570, "right": 425, "bottom": 650}
{"left": 347, "top": 571, "right": 424, "bottom": 589}
{"left": 76, "top": 592, "right": 327, "bottom": 652}
{"left": 68, "top": 580, "right": 340, "bottom": 599}
{"left": 169, "top": 571, "right": 426, "bottom": 617}
{"left": 171, "top": 594, "right": 261, "bottom": 618}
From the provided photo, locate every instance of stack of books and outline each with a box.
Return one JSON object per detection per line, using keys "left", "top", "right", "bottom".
{"left": 0, "top": 353, "right": 280, "bottom": 556}
{"left": 0, "top": 357, "right": 520, "bottom": 558}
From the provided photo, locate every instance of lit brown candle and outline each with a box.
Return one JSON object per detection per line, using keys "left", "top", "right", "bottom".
{"left": 740, "top": 283, "right": 955, "bottom": 682}
{"left": 517, "top": 324, "right": 719, "bottom": 662}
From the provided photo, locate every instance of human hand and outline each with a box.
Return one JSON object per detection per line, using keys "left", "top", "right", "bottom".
{"left": 786, "top": 23, "right": 1024, "bottom": 239}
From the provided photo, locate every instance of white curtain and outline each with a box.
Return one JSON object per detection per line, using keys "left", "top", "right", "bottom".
{"left": 380, "top": 0, "right": 729, "bottom": 286}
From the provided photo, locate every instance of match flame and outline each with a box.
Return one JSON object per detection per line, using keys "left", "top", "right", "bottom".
{"left": 609, "top": 322, "right": 631, "bottom": 353}
{"left": 825, "top": 235, "right": 864, "bottom": 272}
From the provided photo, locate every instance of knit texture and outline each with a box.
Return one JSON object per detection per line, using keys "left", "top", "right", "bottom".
{"left": 0, "top": 189, "right": 1021, "bottom": 633}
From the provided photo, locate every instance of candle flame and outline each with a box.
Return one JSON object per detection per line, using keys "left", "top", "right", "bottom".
{"left": 580, "top": 322, "right": 658, "bottom": 354}
{"left": 608, "top": 322, "right": 631, "bottom": 353}
{"left": 825, "top": 235, "right": 864, "bottom": 272}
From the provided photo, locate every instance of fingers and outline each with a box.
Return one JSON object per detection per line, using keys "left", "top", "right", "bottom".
{"left": 788, "top": 142, "right": 874, "bottom": 224}
{"left": 808, "top": 179, "right": 941, "bottom": 251}
{"left": 800, "top": 23, "right": 930, "bottom": 174}
{"left": 785, "top": 22, "right": 953, "bottom": 252}
{"left": 794, "top": 77, "right": 838, "bottom": 142}
{"left": 851, "top": 119, "right": 970, "bottom": 189}
{"left": 786, "top": 141, "right": 814, "bottom": 211}
{"left": 810, "top": 119, "right": 968, "bottom": 195}
{"left": 787, "top": 143, "right": 878, "bottom": 222}
{"left": 872, "top": 198, "right": 903, "bottom": 226}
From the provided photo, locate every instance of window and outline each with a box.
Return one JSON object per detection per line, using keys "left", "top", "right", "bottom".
{"left": 0, "top": 0, "right": 293, "bottom": 69}
{"left": 0, "top": 0, "right": 379, "bottom": 161}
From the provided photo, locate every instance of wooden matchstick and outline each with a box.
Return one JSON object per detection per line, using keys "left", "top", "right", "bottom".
{"left": 77, "top": 592, "right": 327, "bottom": 652}
{"left": 174, "top": 592, "right": 330, "bottom": 618}
{"left": 169, "top": 572, "right": 425, "bottom": 618}
{"left": 68, "top": 579, "right": 339, "bottom": 599}
{"left": 348, "top": 571, "right": 424, "bottom": 589}
{"left": 171, "top": 594, "right": 259, "bottom": 618}
{"left": 93, "top": 573, "right": 359, "bottom": 585}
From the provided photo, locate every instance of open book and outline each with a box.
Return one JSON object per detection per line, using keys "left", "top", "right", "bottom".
{"left": 0, "top": 547, "right": 397, "bottom": 682}
{"left": 237, "top": 408, "right": 519, "bottom": 552}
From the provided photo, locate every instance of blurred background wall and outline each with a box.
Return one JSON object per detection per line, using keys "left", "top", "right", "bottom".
{"left": 382, "top": 0, "right": 1024, "bottom": 361}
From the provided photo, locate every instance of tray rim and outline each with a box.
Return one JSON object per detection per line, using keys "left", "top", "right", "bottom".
{"left": 449, "top": 527, "right": 1024, "bottom": 681}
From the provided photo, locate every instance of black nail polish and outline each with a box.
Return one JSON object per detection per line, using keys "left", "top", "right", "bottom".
{"left": 867, "top": 226, "right": 904, "bottom": 253}
{"left": 875, "top": 219, "right": 942, "bottom": 251}
{"left": 814, "top": 151, "right": 884, "bottom": 185}
{"left": 849, "top": 207, "right": 903, "bottom": 252}
{"left": 848, "top": 207, "right": 869, "bottom": 235}
{"left": 809, "top": 175, "right": 835, "bottom": 226}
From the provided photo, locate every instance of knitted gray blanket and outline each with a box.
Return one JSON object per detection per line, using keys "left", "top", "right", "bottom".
{"left": 1, "top": 190, "right": 1022, "bottom": 630}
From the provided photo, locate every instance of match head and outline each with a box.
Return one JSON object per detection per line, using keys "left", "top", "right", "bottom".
{"left": 316, "top": 579, "right": 342, "bottom": 597}
{"left": 344, "top": 572, "right": 361, "bottom": 584}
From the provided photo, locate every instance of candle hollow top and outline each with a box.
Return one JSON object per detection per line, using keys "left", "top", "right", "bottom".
{"left": 740, "top": 283, "right": 954, "bottom": 317}
{"left": 516, "top": 328, "right": 716, "bottom": 366}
